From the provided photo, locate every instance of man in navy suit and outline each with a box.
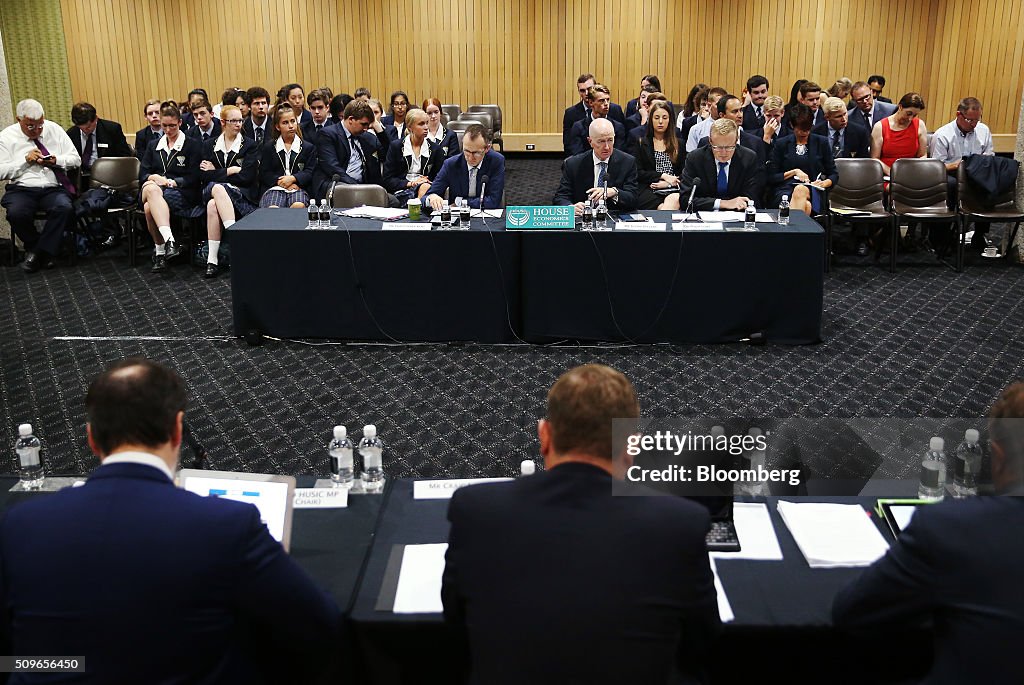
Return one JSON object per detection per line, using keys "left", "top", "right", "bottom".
{"left": 697, "top": 94, "right": 768, "bottom": 166}
{"left": 833, "top": 381, "right": 1024, "bottom": 685}
{"left": 241, "top": 86, "right": 272, "bottom": 147}
{"left": 741, "top": 74, "right": 771, "bottom": 131}
{"left": 0, "top": 358, "right": 341, "bottom": 683}
{"left": 566, "top": 84, "right": 627, "bottom": 156}
{"left": 554, "top": 118, "right": 639, "bottom": 211}
{"left": 443, "top": 363, "right": 721, "bottom": 684}
{"left": 814, "top": 97, "right": 870, "bottom": 159}
{"left": 679, "top": 118, "right": 766, "bottom": 210}
{"left": 313, "top": 99, "right": 388, "bottom": 201}
{"left": 562, "top": 73, "right": 627, "bottom": 155}
{"left": 300, "top": 89, "right": 333, "bottom": 145}
{"left": 425, "top": 124, "right": 505, "bottom": 211}
{"left": 184, "top": 99, "right": 221, "bottom": 142}
{"left": 134, "top": 99, "right": 163, "bottom": 159}
{"left": 847, "top": 81, "right": 897, "bottom": 131}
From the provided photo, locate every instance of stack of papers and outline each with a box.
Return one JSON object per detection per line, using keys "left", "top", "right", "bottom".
{"left": 340, "top": 206, "right": 409, "bottom": 220}
{"left": 776, "top": 501, "right": 889, "bottom": 568}
{"left": 393, "top": 543, "right": 448, "bottom": 613}
{"left": 710, "top": 502, "right": 783, "bottom": 561}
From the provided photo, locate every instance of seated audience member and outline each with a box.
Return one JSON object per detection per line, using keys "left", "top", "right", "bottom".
{"left": 767, "top": 103, "right": 836, "bottom": 215}
{"left": 686, "top": 87, "right": 728, "bottom": 152}
{"left": 679, "top": 118, "right": 765, "bottom": 211}
{"left": 242, "top": 86, "right": 272, "bottom": 146}
{"left": 185, "top": 99, "right": 221, "bottom": 142}
{"left": 562, "top": 73, "right": 627, "bottom": 155}
{"left": 814, "top": 96, "right": 870, "bottom": 159}
{"left": 279, "top": 83, "right": 312, "bottom": 126}
{"left": 554, "top": 118, "right": 639, "bottom": 212}
{"left": 787, "top": 79, "right": 808, "bottom": 111}
{"left": 793, "top": 81, "right": 825, "bottom": 129}
{"left": 328, "top": 93, "right": 351, "bottom": 126}
{"left": 67, "top": 101, "right": 133, "bottom": 187}
{"left": 138, "top": 101, "right": 202, "bottom": 272}
{"left": 366, "top": 98, "right": 397, "bottom": 151}
{"left": 677, "top": 82, "right": 709, "bottom": 131}
{"left": 301, "top": 89, "right": 333, "bottom": 145}
{"left": 679, "top": 85, "right": 711, "bottom": 143}
{"left": 567, "top": 84, "right": 626, "bottom": 156}
{"left": 624, "top": 85, "right": 661, "bottom": 135}
{"left": 318, "top": 86, "right": 335, "bottom": 101}
{"left": 135, "top": 99, "right": 163, "bottom": 159}
{"left": 0, "top": 98, "right": 81, "bottom": 273}
{"left": 697, "top": 93, "right": 768, "bottom": 165}
{"left": 381, "top": 91, "right": 411, "bottom": 140}
{"left": 219, "top": 87, "right": 247, "bottom": 120}
{"left": 314, "top": 99, "right": 388, "bottom": 201}
{"left": 848, "top": 81, "right": 897, "bottom": 130}
{"left": 833, "top": 381, "right": 1024, "bottom": 685}
{"left": 826, "top": 77, "right": 854, "bottom": 105}
{"left": 871, "top": 92, "right": 928, "bottom": 175}
{"left": 0, "top": 358, "right": 342, "bottom": 683}
{"left": 930, "top": 97, "right": 993, "bottom": 170}
{"left": 742, "top": 74, "right": 770, "bottom": 131}
{"left": 868, "top": 74, "right": 892, "bottom": 103}
{"left": 758, "top": 95, "right": 788, "bottom": 151}
{"left": 425, "top": 124, "right": 505, "bottom": 212}
{"left": 442, "top": 363, "right": 721, "bottom": 685}
{"left": 258, "top": 104, "right": 316, "bottom": 209}
{"left": 180, "top": 88, "right": 208, "bottom": 130}
{"left": 382, "top": 108, "right": 446, "bottom": 202}
{"left": 199, "top": 105, "right": 260, "bottom": 278}
{"left": 423, "top": 97, "right": 461, "bottom": 159}
{"left": 354, "top": 87, "right": 371, "bottom": 101}
{"left": 624, "top": 74, "right": 663, "bottom": 118}
{"left": 627, "top": 100, "right": 683, "bottom": 210}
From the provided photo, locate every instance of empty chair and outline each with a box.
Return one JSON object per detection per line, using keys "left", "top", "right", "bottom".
{"left": 448, "top": 120, "right": 484, "bottom": 134}
{"left": 957, "top": 162, "right": 1024, "bottom": 266}
{"left": 332, "top": 184, "right": 390, "bottom": 208}
{"left": 889, "top": 158, "right": 959, "bottom": 272}
{"left": 458, "top": 111, "right": 492, "bottom": 134}
{"left": 467, "top": 105, "right": 503, "bottom": 151}
{"left": 827, "top": 159, "right": 890, "bottom": 271}
{"left": 441, "top": 104, "right": 462, "bottom": 121}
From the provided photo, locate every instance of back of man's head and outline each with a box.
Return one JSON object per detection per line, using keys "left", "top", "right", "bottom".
{"left": 547, "top": 364, "right": 639, "bottom": 461}
{"left": 85, "top": 358, "right": 187, "bottom": 456}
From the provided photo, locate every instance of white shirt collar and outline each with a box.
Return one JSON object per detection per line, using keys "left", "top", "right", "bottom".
{"left": 402, "top": 135, "right": 428, "bottom": 158}
{"left": 592, "top": 151, "right": 610, "bottom": 166}
{"left": 214, "top": 134, "right": 243, "bottom": 154}
{"left": 101, "top": 451, "right": 175, "bottom": 481}
{"left": 275, "top": 135, "right": 302, "bottom": 154}
{"left": 427, "top": 125, "right": 447, "bottom": 143}
{"left": 157, "top": 132, "right": 185, "bottom": 153}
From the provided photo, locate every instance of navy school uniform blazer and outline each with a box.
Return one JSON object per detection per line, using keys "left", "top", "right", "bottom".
{"left": 381, "top": 138, "right": 448, "bottom": 193}
{"left": 562, "top": 100, "right": 628, "bottom": 154}
{"left": 425, "top": 150, "right": 506, "bottom": 210}
{"left": 185, "top": 118, "right": 223, "bottom": 142}
{"left": 567, "top": 117, "right": 627, "bottom": 157}
{"left": 258, "top": 138, "right": 318, "bottom": 196}
{"left": 200, "top": 136, "right": 261, "bottom": 204}
{"left": 428, "top": 127, "right": 462, "bottom": 159}
{"left": 134, "top": 126, "right": 162, "bottom": 160}
{"left": 139, "top": 135, "right": 204, "bottom": 206}
{"left": 312, "top": 125, "right": 385, "bottom": 198}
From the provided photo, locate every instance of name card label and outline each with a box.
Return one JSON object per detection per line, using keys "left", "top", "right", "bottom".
{"left": 673, "top": 222, "right": 724, "bottom": 231}
{"left": 615, "top": 221, "right": 666, "bottom": 231}
{"left": 382, "top": 222, "right": 433, "bottom": 231}
{"left": 413, "top": 478, "right": 513, "bottom": 500}
{"left": 294, "top": 487, "right": 349, "bottom": 508}
{"left": 505, "top": 205, "right": 575, "bottom": 229}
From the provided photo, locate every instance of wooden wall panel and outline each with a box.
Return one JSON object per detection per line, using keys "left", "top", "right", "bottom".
{"left": 57, "top": 0, "right": 1024, "bottom": 148}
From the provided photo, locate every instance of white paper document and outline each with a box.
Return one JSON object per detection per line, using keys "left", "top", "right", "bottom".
{"left": 340, "top": 206, "right": 408, "bottom": 220}
{"left": 709, "top": 556, "right": 734, "bottom": 622}
{"left": 413, "top": 478, "right": 513, "bottom": 500}
{"left": 889, "top": 505, "right": 917, "bottom": 532}
{"left": 393, "top": 543, "right": 448, "bottom": 613}
{"left": 710, "top": 502, "right": 783, "bottom": 561}
{"left": 697, "top": 211, "right": 776, "bottom": 223}
{"left": 776, "top": 501, "right": 889, "bottom": 568}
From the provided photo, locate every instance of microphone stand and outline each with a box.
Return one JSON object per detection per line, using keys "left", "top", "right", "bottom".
{"left": 477, "top": 175, "right": 489, "bottom": 227}
{"left": 679, "top": 178, "right": 702, "bottom": 222}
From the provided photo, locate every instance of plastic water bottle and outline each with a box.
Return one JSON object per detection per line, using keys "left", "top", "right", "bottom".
{"left": 15, "top": 424, "right": 44, "bottom": 490}
{"left": 739, "top": 427, "right": 769, "bottom": 496}
{"left": 329, "top": 425, "right": 354, "bottom": 487}
{"left": 952, "top": 429, "right": 983, "bottom": 498}
{"left": 596, "top": 198, "right": 608, "bottom": 226}
{"left": 744, "top": 200, "right": 756, "bottom": 230}
{"left": 440, "top": 200, "right": 452, "bottom": 229}
{"left": 307, "top": 201, "right": 318, "bottom": 229}
{"left": 520, "top": 459, "right": 536, "bottom": 476}
{"left": 581, "top": 201, "right": 594, "bottom": 231}
{"left": 918, "top": 436, "right": 947, "bottom": 501}
{"left": 358, "top": 424, "right": 385, "bottom": 493}
{"left": 778, "top": 195, "right": 790, "bottom": 225}
{"left": 319, "top": 199, "right": 331, "bottom": 229}
{"left": 457, "top": 197, "right": 471, "bottom": 227}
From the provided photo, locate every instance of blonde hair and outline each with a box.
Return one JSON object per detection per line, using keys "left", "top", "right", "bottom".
{"left": 764, "top": 95, "right": 784, "bottom": 111}
{"left": 710, "top": 118, "right": 738, "bottom": 137}
{"left": 404, "top": 108, "right": 428, "bottom": 131}
{"left": 822, "top": 97, "right": 847, "bottom": 116}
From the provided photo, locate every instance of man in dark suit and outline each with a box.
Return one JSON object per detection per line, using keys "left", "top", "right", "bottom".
{"left": 0, "top": 358, "right": 341, "bottom": 683}
{"left": 180, "top": 88, "right": 208, "bottom": 131}
{"left": 425, "top": 124, "right": 505, "bottom": 211}
{"left": 868, "top": 75, "right": 893, "bottom": 104}
{"left": 184, "top": 99, "right": 221, "bottom": 142}
{"left": 241, "top": 86, "right": 272, "bottom": 147}
{"left": 313, "top": 99, "right": 388, "bottom": 200}
{"left": 741, "top": 74, "right": 770, "bottom": 131}
{"left": 794, "top": 81, "right": 826, "bottom": 130}
{"left": 847, "top": 81, "right": 897, "bottom": 131}
{"left": 679, "top": 118, "right": 766, "bottom": 210}
{"left": 698, "top": 94, "right": 767, "bottom": 166}
{"left": 442, "top": 363, "right": 721, "bottom": 685}
{"left": 814, "top": 96, "right": 870, "bottom": 159}
{"left": 300, "top": 88, "right": 333, "bottom": 146}
{"left": 624, "top": 73, "right": 663, "bottom": 118}
{"left": 566, "top": 84, "right": 627, "bottom": 157}
{"left": 134, "top": 99, "right": 163, "bottom": 159}
{"left": 554, "top": 118, "right": 639, "bottom": 211}
{"left": 833, "top": 381, "right": 1024, "bottom": 685}
{"left": 562, "top": 73, "right": 627, "bottom": 155}
{"left": 67, "top": 102, "right": 132, "bottom": 171}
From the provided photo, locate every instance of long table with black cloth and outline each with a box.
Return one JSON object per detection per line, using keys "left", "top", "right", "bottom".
{"left": 229, "top": 209, "right": 824, "bottom": 344}
{"left": 0, "top": 477, "right": 927, "bottom": 683}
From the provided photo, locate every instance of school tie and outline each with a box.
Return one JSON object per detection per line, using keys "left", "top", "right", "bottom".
{"left": 832, "top": 129, "right": 842, "bottom": 158}
{"left": 202, "top": 131, "right": 210, "bottom": 141}
{"left": 255, "top": 127, "right": 264, "bottom": 146}
{"left": 315, "top": 124, "right": 323, "bottom": 132}
{"left": 33, "top": 139, "right": 77, "bottom": 196}
{"left": 755, "top": 106, "right": 764, "bottom": 124}
{"left": 717, "top": 162, "right": 728, "bottom": 196}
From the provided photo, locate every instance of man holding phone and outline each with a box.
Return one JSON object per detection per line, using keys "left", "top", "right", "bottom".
{"left": 0, "top": 99, "right": 81, "bottom": 272}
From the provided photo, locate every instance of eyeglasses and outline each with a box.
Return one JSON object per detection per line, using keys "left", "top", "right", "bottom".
{"left": 854, "top": 94, "right": 873, "bottom": 103}
{"left": 959, "top": 114, "right": 980, "bottom": 124}
{"left": 464, "top": 148, "right": 487, "bottom": 157}
{"left": 21, "top": 122, "right": 44, "bottom": 131}
{"left": 710, "top": 145, "right": 736, "bottom": 152}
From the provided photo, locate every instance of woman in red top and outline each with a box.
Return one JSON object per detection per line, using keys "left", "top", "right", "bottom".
{"left": 871, "top": 92, "right": 928, "bottom": 174}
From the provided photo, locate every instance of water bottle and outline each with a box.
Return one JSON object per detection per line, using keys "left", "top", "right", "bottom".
{"left": 15, "top": 424, "right": 44, "bottom": 490}
{"left": 596, "top": 198, "right": 608, "bottom": 226}
{"left": 744, "top": 200, "right": 756, "bottom": 230}
{"left": 328, "top": 425, "right": 354, "bottom": 487}
{"left": 440, "top": 200, "right": 452, "bottom": 229}
{"left": 358, "top": 424, "right": 385, "bottom": 493}
{"left": 458, "top": 197, "right": 471, "bottom": 227}
{"left": 778, "top": 195, "right": 790, "bottom": 225}
{"left": 918, "top": 436, "right": 947, "bottom": 501}
{"left": 319, "top": 199, "right": 331, "bottom": 229}
{"left": 739, "top": 427, "right": 769, "bottom": 496}
{"left": 307, "top": 201, "right": 318, "bottom": 229}
{"left": 581, "top": 201, "right": 594, "bottom": 231}
{"left": 952, "top": 429, "right": 983, "bottom": 498}
{"left": 520, "top": 459, "right": 536, "bottom": 476}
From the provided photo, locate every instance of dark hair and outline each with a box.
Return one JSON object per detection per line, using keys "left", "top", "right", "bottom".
{"left": 643, "top": 100, "right": 679, "bottom": 163}
{"left": 957, "top": 97, "right": 982, "bottom": 113}
{"left": 190, "top": 99, "right": 212, "bottom": 113}
{"left": 898, "top": 92, "right": 926, "bottom": 110}
{"left": 868, "top": 75, "right": 886, "bottom": 87}
{"left": 789, "top": 103, "right": 815, "bottom": 131}
{"left": 271, "top": 103, "right": 300, "bottom": 141}
{"left": 707, "top": 87, "right": 728, "bottom": 102}
{"left": 245, "top": 86, "right": 270, "bottom": 105}
{"left": 641, "top": 74, "right": 662, "bottom": 91}
{"left": 684, "top": 83, "right": 709, "bottom": 116}
{"left": 641, "top": 84, "right": 660, "bottom": 96}
{"left": 329, "top": 94, "right": 352, "bottom": 119}
{"left": 159, "top": 101, "right": 182, "bottom": 120}
{"left": 306, "top": 89, "right": 329, "bottom": 108}
{"left": 143, "top": 98, "right": 161, "bottom": 116}
{"left": 463, "top": 123, "right": 492, "bottom": 144}
{"left": 188, "top": 88, "right": 208, "bottom": 100}
{"left": 746, "top": 74, "right": 769, "bottom": 92}
{"left": 86, "top": 358, "right": 187, "bottom": 455}
{"left": 221, "top": 87, "right": 244, "bottom": 107}
{"left": 279, "top": 83, "right": 304, "bottom": 102}
{"left": 389, "top": 90, "right": 410, "bottom": 115}
{"left": 799, "top": 81, "right": 822, "bottom": 98}
{"left": 788, "top": 79, "right": 808, "bottom": 107}
{"left": 577, "top": 73, "right": 595, "bottom": 85}
{"left": 354, "top": 87, "right": 371, "bottom": 99}
{"left": 343, "top": 99, "right": 374, "bottom": 122}
{"left": 318, "top": 86, "right": 334, "bottom": 101}
{"left": 717, "top": 94, "right": 739, "bottom": 116}
{"left": 547, "top": 364, "right": 639, "bottom": 461}
{"left": 70, "top": 102, "right": 98, "bottom": 126}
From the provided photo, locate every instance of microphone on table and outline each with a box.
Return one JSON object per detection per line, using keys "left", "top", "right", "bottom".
{"left": 327, "top": 173, "right": 342, "bottom": 210}
{"left": 681, "top": 177, "right": 701, "bottom": 222}
{"left": 478, "top": 174, "right": 490, "bottom": 226}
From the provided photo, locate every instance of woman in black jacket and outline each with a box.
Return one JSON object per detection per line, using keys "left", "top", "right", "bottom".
{"left": 381, "top": 108, "right": 446, "bottom": 201}
{"left": 627, "top": 101, "right": 684, "bottom": 210}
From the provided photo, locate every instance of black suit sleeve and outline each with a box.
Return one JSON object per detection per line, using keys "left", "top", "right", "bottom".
{"left": 562, "top": 106, "right": 576, "bottom": 156}
{"left": 679, "top": 152, "right": 716, "bottom": 212}
{"left": 104, "top": 120, "right": 134, "bottom": 157}
{"left": 381, "top": 140, "right": 407, "bottom": 193}
{"left": 736, "top": 154, "right": 766, "bottom": 207}
{"left": 613, "top": 155, "right": 639, "bottom": 210}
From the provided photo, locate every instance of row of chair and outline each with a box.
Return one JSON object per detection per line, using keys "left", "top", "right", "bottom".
{"left": 439, "top": 104, "right": 503, "bottom": 151}
{"left": 825, "top": 158, "right": 1023, "bottom": 273}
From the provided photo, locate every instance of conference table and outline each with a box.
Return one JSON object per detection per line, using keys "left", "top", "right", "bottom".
{"left": 230, "top": 209, "right": 824, "bottom": 345}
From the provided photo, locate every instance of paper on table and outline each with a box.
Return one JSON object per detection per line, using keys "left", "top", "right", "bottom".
{"left": 393, "top": 543, "right": 448, "bottom": 613}
{"left": 754, "top": 212, "right": 775, "bottom": 222}
{"left": 889, "top": 505, "right": 917, "bottom": 532}
{"left": 615, "top": 221, "right": 666, "bottom": 231}
{"left": 777, "top": 501, "right": 889, "bottom": 568}
{"left": 697, "top": 211, "right": 776, "bottom": 223}
{"left": 709, "top": 556, "right": 734, "bottom": 623}
{"left": 710, "top": 502, "right": 783, "bottom": 561}
{"left": 340, "top": 206, "right": 408, "bottom": 220}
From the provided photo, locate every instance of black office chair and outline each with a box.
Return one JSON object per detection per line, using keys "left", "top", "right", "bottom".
{"left": 957, "top": 162, "right": 1024, "bottom": 267}
{"left": 332, "top": 184, "right": 390, "bottom": 208}
{"left": 889, "top": 158, "right": 959, "bottom": 272}
{"left": 828, "top": 159, "right": 890, "bottom": 271}
{"left": 78, "top": 156, "right": 140, "bottom": 262}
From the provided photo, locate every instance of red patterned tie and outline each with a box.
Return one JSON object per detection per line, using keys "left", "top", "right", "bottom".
{"left": 33, "top": 139, "right": 77, "bottom": 196}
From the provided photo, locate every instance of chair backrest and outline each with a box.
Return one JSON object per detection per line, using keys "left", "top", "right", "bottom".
{"left": 831, "top": 158, "right": 885, "bottom": 210}
{"left": 89, "top": 156, "right": 141, "bottom": 192}
{"left": 467, "top": 105, "right": 502, "bottom": 133}
{"left": 441, "top": 104, "right": 462, "bottom": 121}
{"left": 440, "top": 113, "right": 450, "bottom": 127}
{"left": 332, "top": 183, "right": 389, "bottom": 208}
{"left": 448, "top": 119, "right": 483, "bottom": 134}
{"left": 454, "top": 129, "right": 466, "bottom": 149}
{"left": 459, "top": 111, "right": 492, "bottom": 133}
{"left": 957, "top": 161, "right": 1021, "bottom": 213}
{"left": 889, "top": 158, "right": 948, "bottom": 210}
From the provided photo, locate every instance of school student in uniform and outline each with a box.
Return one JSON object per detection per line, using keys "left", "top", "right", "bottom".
{"left": 367, "top": 98, "right": 397, "bottom": 152}
{"left": 199, "top": 105, "right": 260, "bottom": 278}
{"left": 382, "top": 108, "right": 447, "bottom": 202}
{"left": 279, "top": 83, "right": 313, "bottom": 127}
{"left": 135, "top": 99, "right": 163, "bottom": 159}
{"left": 258, "top": 104, "right": 316, "bottom": 209}
{"left": 423, "top": 97, "right": 461, "bottom": 159}
{"left": 380, "top": 91, "right": 410, "bottom": 140}
{"left": 139, "top": 102, "right": 204, "bottom": 272}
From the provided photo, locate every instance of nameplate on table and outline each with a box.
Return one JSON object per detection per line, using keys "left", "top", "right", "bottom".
{"left": 672, "top": 222, "right": 723, "bottom": 231}
{"left": 505, "top": 206, "right": 575, "bottom": 230}
{"left": 413, "top": 478, "right": 513, "bottom": 500}
{"left": 615, "top": 221, "right": 667, "bottom": 231}
{"left": 381, "top": 222, "right": 433, "bottom": 231}
{"left": 293, "top": 487, "right": 349, "bottom": 509}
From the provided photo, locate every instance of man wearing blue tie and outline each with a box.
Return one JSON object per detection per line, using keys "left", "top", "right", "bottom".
{"left": 425, "top": 124, "right": 506, "bottom": 212}
{"left": 553, "top": 118, "right": 639, "bottom": 212}
{"left": 678, "top": 118, "right": 765, "bottom": 211}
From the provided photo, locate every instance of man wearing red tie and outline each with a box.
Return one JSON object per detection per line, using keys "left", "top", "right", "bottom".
{"left": 0, "top": 99, "right": 81, "bottom": 272}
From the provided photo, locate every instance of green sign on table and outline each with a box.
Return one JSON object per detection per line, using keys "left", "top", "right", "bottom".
{"left": 504, "top": 206, "right": 575, "bottom": 230}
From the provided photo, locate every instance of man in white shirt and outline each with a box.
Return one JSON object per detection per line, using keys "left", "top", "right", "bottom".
{"left": 686, "top": 88, "right": 726, "bottom": 153}
{"left": 0, "top": 99, "right": 81, "bottom": 272}
{"left": 930, "top": 97, "right": 993, "bottom": 170}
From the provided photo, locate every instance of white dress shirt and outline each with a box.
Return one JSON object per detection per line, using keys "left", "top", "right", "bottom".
{"left": 686, "top": 116, "right": 714, "bottom": 153}
{"left": 0, "top": 119, "right": 81, "bottom": 186}
{"left": 930, "top": 120, "right": 993, "bottom": 164}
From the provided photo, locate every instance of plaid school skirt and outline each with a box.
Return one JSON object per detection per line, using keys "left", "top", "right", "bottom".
{"left": 259, "top": 188, "right": 310, "bottom": 208}
{"left": 202, "top": 182, "right": 257, "bottom": 218}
